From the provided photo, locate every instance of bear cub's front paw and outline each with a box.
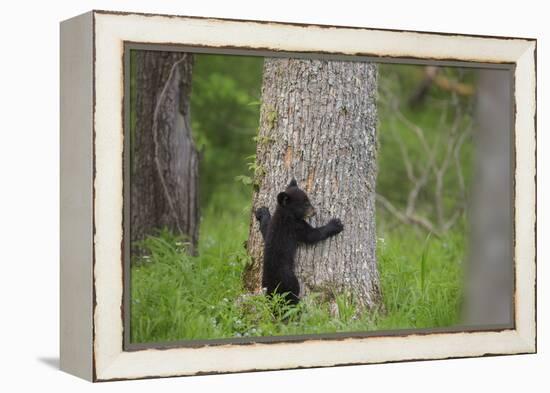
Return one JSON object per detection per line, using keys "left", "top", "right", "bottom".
{"left": 327, "top": 218, "right": 344, "bottom": 235}
{"left": 255, "top": 206, "right": 270, "bottom": 221}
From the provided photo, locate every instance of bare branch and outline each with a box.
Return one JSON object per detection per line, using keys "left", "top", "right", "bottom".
{"left": 406, "top": 163, "right": 430, "bottom": 216}
{"left": 453, "top": 122, "right": 472, "bottom": 205}
{"left": 394, "top": 110, "right": 436, "bottom": 170}
{"left": 377, "top": 68, "right": 474, "bottom": 235}
{"left": 376, "top": 193, "right": 440, "bottom": 236}
{"left": 433, "top": 93, "right": 464, "bottom": 227}
{"left": 389, "top": 117, "right": 415, "bottom": 183}
{"left": 443, "top": 209, "right": 462, "bottom": 232}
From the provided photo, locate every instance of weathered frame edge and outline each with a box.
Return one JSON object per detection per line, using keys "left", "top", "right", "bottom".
{"left": 59, "top": 11, "right": 95, "bottom": 382}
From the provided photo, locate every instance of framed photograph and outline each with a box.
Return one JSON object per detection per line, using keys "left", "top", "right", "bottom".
{"left": 60, "top": 10, "right": 536, "bottom": 382}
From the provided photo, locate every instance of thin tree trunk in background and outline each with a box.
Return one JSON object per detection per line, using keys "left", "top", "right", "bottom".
{"left": 465, "top": 69, "right": 513, "bottom": 326}
{"left": 244, "top": 58, "right": 381, "bottom": 309}
{"left": 131, "top": 51, "right": 199, "bottom": 253}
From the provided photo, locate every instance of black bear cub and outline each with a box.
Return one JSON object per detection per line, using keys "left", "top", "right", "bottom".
{"left": 255, "top": 179, "right": 344, "bottom": 304}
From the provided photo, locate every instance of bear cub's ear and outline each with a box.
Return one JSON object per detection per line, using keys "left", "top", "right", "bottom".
{"left": 288, "top": 178, "right": 298, "bottom": 187}
{"left": 277, "top": 191, "right": 289, "bottom": 206}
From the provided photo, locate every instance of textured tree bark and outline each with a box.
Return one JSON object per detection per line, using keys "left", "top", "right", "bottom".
{"left": 131, "top": 51, "right": 199, "bottom": 253}
{"left": 465, "top": 69, "right": 513, "bottom": 326}
{"left": 244, "top": 58, "right": 381, "bottom": 309}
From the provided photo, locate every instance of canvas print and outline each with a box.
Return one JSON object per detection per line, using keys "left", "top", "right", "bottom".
{"left": 127, "top": 50, "right": 513, "bottom": 344}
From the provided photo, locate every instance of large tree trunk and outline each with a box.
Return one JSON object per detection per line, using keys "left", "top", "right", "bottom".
{"left": 464, "top": 69, "right": 513, "bottom": 326}
{"left": 244, "top": 58, "right": 381, "bottom": 309}
{"left": 131, "top": 51, "right": 199, "bottom": 253}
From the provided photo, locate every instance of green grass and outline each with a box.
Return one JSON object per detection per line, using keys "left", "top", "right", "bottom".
{"left": 130, "top": 192, "right": 465, "bottom": 343}
{"left": 375, "top": 226, "right": 464, "bottom": 330}
{"left": 130, "top": 184, "right": 252, "bottom": 342}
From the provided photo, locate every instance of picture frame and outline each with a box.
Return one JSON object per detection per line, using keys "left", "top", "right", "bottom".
{"left": 60, "top": 10, "right": 536, "bottom": 382}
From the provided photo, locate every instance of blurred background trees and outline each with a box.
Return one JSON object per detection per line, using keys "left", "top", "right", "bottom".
{"left": 190, "top": 54, "right": 263, "bottom": 208}
{"left": 377, "top": 65, "right": 475, "bottom": 237}
{"left": 130, "top": 51, "right": 199, "bottom": 252}
{"left": 465, "top": 69, "right": 513, "bottom": 327}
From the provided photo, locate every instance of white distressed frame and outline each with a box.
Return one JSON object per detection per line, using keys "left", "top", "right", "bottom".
{"left": 60, "top": 10, "right": 536, "bottom": 382}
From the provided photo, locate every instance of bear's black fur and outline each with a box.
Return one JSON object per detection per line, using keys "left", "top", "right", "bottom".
{"left": 255, "top": 179, "right": 344, "bottom": 304}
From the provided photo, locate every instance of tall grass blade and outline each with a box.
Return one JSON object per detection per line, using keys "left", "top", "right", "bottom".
{"left": 420, "top": 232, "right": 432, "bottom": 294}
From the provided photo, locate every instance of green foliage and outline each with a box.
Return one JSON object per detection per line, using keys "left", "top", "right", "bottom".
{"left": 420, "top": 232, "right": 432, "bottom": 293}
{"left": 234, "top": 175, "right": 253, "bottom": 186}
{"left": 189, "top": 54, "right": 264, "bottom": 205}
{"left": 234, "top": 153, "right": 266, "bottom": 190}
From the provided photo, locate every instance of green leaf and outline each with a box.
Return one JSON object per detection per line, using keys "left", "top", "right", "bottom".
{"left": 234, "top": 175, "right": 253, "bottom": 185}
{"left": 420, "top": 232, "right": 432, "bottom": 293}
